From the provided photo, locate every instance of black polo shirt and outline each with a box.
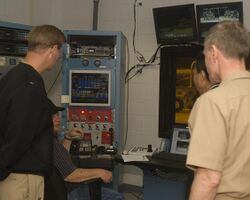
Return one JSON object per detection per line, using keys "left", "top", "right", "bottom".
{"left": 45, "top": 138, "right": 77, "bottom": 200}
{"left": 0, "top": 62, "right": 53, "bottom": 180}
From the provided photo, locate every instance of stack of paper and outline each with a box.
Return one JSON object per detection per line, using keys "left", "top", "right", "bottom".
{"left": 121, "top": 154, "right": 149, "bottom": 162}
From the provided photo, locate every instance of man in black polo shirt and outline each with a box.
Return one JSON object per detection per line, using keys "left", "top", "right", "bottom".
{"left": 0, "top": 25, "right": 65, "bottom": 200}
{"left": 49, "top": 99, "right": 124, "bottom": 200}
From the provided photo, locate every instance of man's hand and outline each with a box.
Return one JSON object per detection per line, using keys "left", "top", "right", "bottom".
{"left": 65, "top": 168, "right": 113, "bottom": 183}
{"left": 62, "top": 128, "right": 83, "bottom": 150}
{"left": 66, "top": 128, "right": 83, "bottom": 138}
{"left": 98, "top": 169, "right": 112, "bottom": 183}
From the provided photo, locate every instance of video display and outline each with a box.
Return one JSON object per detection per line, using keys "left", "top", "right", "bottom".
{"left": 153, "top": 4, "right": 197, "bottom": 44}
{"left": 69, "top": 70, "right": 111, "bottom": 106}
{"left": 175, "top": 58, "right": 199, "bottom": 124}
{"left": 196, "top": 2, "right": 243, "bottom": 41}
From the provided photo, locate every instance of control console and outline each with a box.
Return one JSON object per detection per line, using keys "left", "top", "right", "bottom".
{"left": 68, "top": 106, "right": 114, "bottom": 149}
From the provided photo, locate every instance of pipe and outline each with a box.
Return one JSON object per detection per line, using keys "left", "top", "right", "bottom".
{"left": 93, "top": 0, "right": 100, "bottom": 30}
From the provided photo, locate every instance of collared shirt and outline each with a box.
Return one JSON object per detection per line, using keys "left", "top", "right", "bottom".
{"left": 53, "top": 138, "right": 76, "bottom": 179}
{"left": 209, "top": 83, "right": 219, "bottom": 90}
{"left": 0, "top": 63, "right": 53, "bottom": 180}
{"left": 187, "top": 70, "right": 250, "bottom": 199}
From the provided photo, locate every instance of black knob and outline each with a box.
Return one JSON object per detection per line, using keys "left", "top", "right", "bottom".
{"left": 82, "top": 58, "right": 89, "bottom": 66}
{"left": 147, "top": 144, "right": 153, "bottom": 152}
{"left": 94, "top": 59, "right": 101, "bottom": 67}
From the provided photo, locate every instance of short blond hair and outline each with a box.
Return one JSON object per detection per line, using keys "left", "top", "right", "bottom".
{"left": 204, "top": 21, "right": 250, "bottom": 60}
{"left": 27, "top": 24, "right": 66, "bottom": 51}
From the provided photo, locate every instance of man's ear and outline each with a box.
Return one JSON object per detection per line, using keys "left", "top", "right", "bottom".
{"left": 200, "top": 70, "right": 207, "bottom": 81}
{"left": 48, "top": 45, "right": 58, "bottom": 57}
{"left": 52, "top": 44, "right": 59, "bottom": 50}
{"left": 211, "top": 45, "right": 219, "bottom": 62}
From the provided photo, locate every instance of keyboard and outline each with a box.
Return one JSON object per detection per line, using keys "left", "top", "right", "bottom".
{"left": 152, "top": 151, "right": 186, "bottom": 162}
{"left": 127, "top": 145, "right": 156, "bottom": 156}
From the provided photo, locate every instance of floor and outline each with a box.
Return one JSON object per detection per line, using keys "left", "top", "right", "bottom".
{"left": 121, "top": 184, "right": 143, "bottom": 200}
{"left": 124, "top": 191, "right": 142, "bottom": 200}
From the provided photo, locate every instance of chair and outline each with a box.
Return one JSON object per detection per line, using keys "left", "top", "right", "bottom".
{"left": 45, "top": 166, "right": 68, "bottom": 200}
{"left": 66, "top": 178, "right": 102, "bottom": 200}
{"left": 87, "top": 178, "right": 102, "bottom": 200}
{"left": 45, "top": 166, "right": 102, "bottom": 200}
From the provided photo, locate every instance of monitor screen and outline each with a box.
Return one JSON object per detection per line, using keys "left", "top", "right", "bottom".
{"left": 153, "top": 4, "right": 198, "bottom": 44}
{"left": 175, "top": 58, "right": 199, "bottom": 124}
{"left": 69, "top": 70, "right": 111, "bottom": 106}
{"left": 196, "top": 2, "right": 243, "bottom": 41}
{"left": 158, "top": 46, "right": 202, "bottom": 139}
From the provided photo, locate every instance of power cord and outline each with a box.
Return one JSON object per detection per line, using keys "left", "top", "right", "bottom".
{"left": 46, "top": 61, "right": 63, "bottom": 95}
{"left": 125, "top": 63, "right": 159, "bottom": 83}
{"left": 133, "top": 0, "right": 146, "bottom": 63}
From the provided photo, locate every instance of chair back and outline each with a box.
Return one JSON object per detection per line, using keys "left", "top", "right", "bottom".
{"left": 44, "top": 166, "right": 68, "bottom": 200}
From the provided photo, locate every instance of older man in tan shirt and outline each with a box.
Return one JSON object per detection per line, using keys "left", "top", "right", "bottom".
{"left": 187, "top": 21, "right": 250, "bottom": 200}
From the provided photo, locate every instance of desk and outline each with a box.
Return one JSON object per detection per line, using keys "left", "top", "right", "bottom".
{"left": 72, "top": 156, "right": 114, "bottom": 169}
{"left": 71, "top": 154, "right": 121, "bottom": 191}
{"left": 115, "top": 153, "right": 193, "bottom": 200}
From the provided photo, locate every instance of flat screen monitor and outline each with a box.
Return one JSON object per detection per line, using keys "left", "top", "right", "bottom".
{"left": 175, "top": 58, "right": 199, "bottom": 125}
{"left": 159, "top": 46, "right": 202, "bottom": 139}
{"left": 153, "top": 4, "right": 198, "bottom": 44}
{"left": 69, "top": 70, "right": 111, "bottom": 106}
{"left": 196, "top": 2, "right": 243, "bottom": 41}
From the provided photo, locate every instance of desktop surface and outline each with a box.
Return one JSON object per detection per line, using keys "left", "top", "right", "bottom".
{"left": 115, "top": 151, "right": 193, "bottom": 200}
{"left": 71, "top": 155, "right": 115, "bottom": 169}
{"left": 115, "top": 151, "right": 189, "bottom": 172}
{"left": 152, "top": 151, "right": 186, "bottom": 162}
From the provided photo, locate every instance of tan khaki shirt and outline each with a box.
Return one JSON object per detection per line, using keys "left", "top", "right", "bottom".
{"left": 187, "top": 70, "right": 250, "bottom": 199}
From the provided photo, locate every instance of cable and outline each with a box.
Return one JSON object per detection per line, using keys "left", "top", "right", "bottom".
{"left": 124, "top": 64, "right": 136, "bottom": 82}
{"left": 46, "top": 62, "right": 63, "bottom": 95}
{"left": 125, "top": 42, "right": 198, "bottom": 83}
{"left": 146, "top": 44, "right": 163, "bottom": 63}
{"left": 129, "top": 1, "right": 175, "bottom": 82}
{"left": 124, "top": 43, "right": 166, "bottom": 83}
{"left": 125, "top": 63, "right": 159, "bottom": 83}
{"left": 133, "top": 0, "right": 146, "bottom": 63}
{"left": 125, "top": 65, "right": 143, "bottom": 83}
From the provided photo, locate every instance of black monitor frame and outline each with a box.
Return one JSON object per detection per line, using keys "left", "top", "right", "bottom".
{"left": 196, "top": 2, "right": 243, "bottom": 42}
{"left": 159, "top": 45, "right": 202, "bottom": 139}
{"left": 153, "top": 4, "right": 198, "bottom": 44}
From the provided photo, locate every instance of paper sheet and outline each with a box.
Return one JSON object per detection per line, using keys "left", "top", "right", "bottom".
{"left": 121, "top": 154, "right": 149, "bottom": 162}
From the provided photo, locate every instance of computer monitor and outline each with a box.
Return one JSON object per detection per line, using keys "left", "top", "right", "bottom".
{"left": 158, "top": 46, "right": 201, "bottom": 139}
{"left": 69, "top": 70, "right": 111, "bottom": 106}
{"left": 153, "top": 4, "right": 198, "bottom": 44}
{"left": 196, "top": 2, "right": 243, "bottom": 41}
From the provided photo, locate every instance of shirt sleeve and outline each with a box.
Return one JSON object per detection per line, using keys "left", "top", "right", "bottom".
{"left": 186, "top": 94, "right": 227, "bottom": 171}
{"left": 53, "top": 140, "right": 77, "bottom": 179}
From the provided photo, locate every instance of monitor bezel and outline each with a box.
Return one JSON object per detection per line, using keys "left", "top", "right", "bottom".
{"left": 196, "top": 2, "right": 243, "bottom": 42}
{"left": 153, "top": 3, "right": 198, "bottom": 44}
{"left": 158, "top": 45, "right": 202, "bottom": 139}
{"left": 69, "top": 69, "right": 111, "bottom": 107}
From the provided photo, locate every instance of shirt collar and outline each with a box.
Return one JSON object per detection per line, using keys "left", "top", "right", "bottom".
{"left": 209, "top": 83, "right": 219, "bottom": 90}
{"left": 220, "top": 70, "right": 250, "bottom": 86}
